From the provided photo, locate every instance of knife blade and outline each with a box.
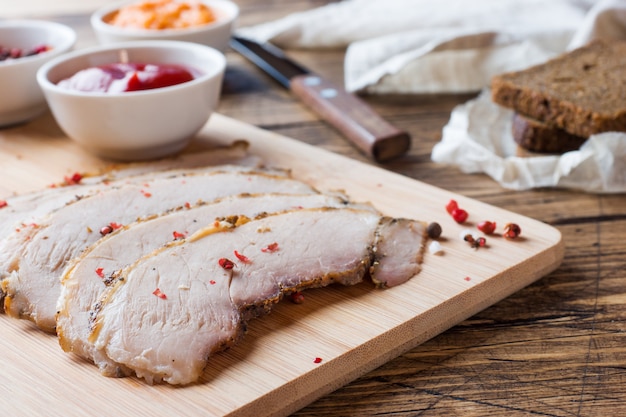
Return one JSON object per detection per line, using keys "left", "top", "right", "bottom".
{"left": 230, "top": 36, "right": 411, "bottom": 162}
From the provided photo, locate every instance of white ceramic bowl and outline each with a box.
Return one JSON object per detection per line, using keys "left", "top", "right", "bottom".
{"left": 37, "top": 40, "right": 226, "bottom": 161}
{"left": 0, "top": 20, "right": 76, "bottom": 127}
{"left": 91, "top": 0, "right": 238, "bottom": 52}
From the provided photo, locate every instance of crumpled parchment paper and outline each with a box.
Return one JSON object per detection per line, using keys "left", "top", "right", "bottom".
{"left": 432, "top": 91, "right": 626, "bottom": 193}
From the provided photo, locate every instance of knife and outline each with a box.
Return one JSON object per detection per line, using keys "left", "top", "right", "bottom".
{"left": 230, "top": 36, "right": 411, "bottom": 162}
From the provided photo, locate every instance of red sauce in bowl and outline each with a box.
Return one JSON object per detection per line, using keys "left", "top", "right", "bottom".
{"left": 58, "top": 62, "right": 196, "bottom": 93}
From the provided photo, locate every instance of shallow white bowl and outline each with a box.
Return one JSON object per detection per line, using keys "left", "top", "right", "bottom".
{"left": 37, "top": 40, "right": 226, "bottom": 161}
{"left": 0, "top": 20, "right": 76, "bottom": 127}
{"left": 91, "top": 0, "right": 239, "bottom": 52}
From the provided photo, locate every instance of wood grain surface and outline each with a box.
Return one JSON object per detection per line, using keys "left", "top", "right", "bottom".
{"left": 1, "top": 1, "right": 626, "bottom": 416}
{"left": 0, "top": 111, "right": 563, "bottom": 416}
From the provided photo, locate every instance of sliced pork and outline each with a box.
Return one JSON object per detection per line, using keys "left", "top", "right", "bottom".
{"left": 57, "top": 192, "right": 359, "bottom": 376}
{"left": 370, "top": 217, "right": 427, "bottom": 287}
{"left": 0, "top": 171, "right": 318, "bottom": 332}
{"left": 89, "top": 207, "right": 427, "bottom": 385}
{"left": 0, "top": 143, "right": 264, "bottom": 304}
{"left": 0, "top": 161, "right": 272, "bottom": 241}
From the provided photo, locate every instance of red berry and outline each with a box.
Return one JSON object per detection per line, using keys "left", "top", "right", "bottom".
{"left": 234, "top": 250, "right": 250, "bottom": 263}
{"left": 451, "top": 208, "right": 468, "bottom": 223}
{"left": 477, "top": 221, "right": 496, "bottom": 235}
{"left": 290, "top": 291, "right": 305, "bottom": 304}
{"left": 503, "top": 223, "right": 521, "bottom": 239}
{"left": 218, "top": 258, "right": 235, "bottom": 270}
{"left": 445, "top": 199, "right": 458, "bottom": 215}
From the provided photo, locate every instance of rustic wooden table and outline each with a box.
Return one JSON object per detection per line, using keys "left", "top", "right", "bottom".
{"left": 5, "top": 1, "right": 626, "bottom": 416}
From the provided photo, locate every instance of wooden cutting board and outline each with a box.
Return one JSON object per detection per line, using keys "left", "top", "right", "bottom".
{"left": 0, "top": 112, "right": 563, "bottom": 417}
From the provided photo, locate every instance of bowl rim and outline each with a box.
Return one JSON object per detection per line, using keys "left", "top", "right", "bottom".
{"left": 0, "top": 20, "right": 77, "bottom": 67}
{"left": 91, "top": 0, "right": 239, "bottom": 37}
{"left": 36, "top": 40, "right": 226, "bottom": 97}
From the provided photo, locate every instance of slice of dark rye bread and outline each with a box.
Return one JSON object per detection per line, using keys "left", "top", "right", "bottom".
{"left": 512, "top": 113, "right": 588, "bottom": 153}
{"left": 491, "top": 39, "right": 626, "bottom": 138}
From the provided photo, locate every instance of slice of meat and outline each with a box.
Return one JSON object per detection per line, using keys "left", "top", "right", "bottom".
{"left": 0, "top": 171, "right": 318, "bottom": 333}
{"left": 57, "top": 192, "right": 359, "bottom": 377}
{"left": 0, "top": 164, "right": 284, "bottom": 311}
{"left": 369, "top": 217, "right": 427, "bottom": 287}
{"left": 0, "top": 140, "right": 260, "bottom": 240}
{"left": 0, "top": 161, "right": 273, "bottom": 242}
{"left": 89, "top": 208, "right": 427, "bottom": 385}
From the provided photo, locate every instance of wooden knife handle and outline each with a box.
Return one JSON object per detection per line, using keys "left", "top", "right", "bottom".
{"left": 290, "top": 74, "right": 411, "bottom": 162}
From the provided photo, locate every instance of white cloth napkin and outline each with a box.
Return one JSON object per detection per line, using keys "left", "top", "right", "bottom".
{"left": 237, "top": 0, "right": 608, "bottom": 94}
{"left": 239, "top": 0, "right": 626, "bottom": 193}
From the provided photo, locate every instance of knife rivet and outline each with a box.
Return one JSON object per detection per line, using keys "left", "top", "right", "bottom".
{"left": 320, "top": 88, "right": 338, "bottom": 99}
{"left": 304, "top": 76, "right": 321, "bottom": 86}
